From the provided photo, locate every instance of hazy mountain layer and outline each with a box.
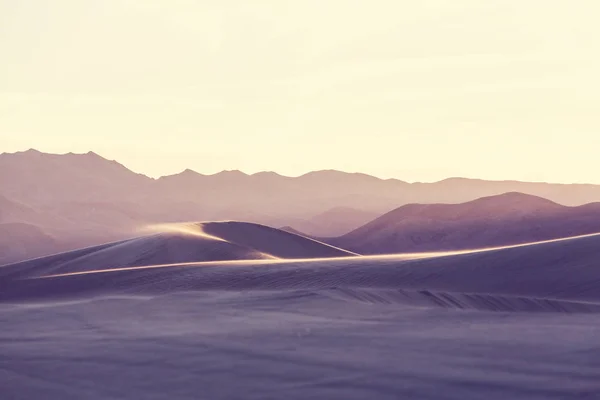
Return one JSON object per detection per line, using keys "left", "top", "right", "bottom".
{"left": 329, "top": 192, "right": 600, "bottom": 254}
{"left": 6, "top": 150, "right": 600, "bottom": 263}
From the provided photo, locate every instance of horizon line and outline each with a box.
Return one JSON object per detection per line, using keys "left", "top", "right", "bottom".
{"left": 3, "top": 148, "right": 600, "bottom": 186}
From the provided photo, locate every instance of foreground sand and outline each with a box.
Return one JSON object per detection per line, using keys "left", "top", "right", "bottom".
{"left": 1, "top": 292, "right": 600, "bottom": 399}
{"left": 1, "top": 230, "right": 600, "bottom": 398}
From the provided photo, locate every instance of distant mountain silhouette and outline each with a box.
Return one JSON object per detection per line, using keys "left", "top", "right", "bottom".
{"left": 5, "top": 149, "right": 600, "bottom": 263}
{"left": 5, "top": 150, "right": 600, "bottom": 212}
{"left": 285, "top": 207, "right": 381, "bottom": 237}
{"left": 0, "top": 193, "right": 39, "bottom": 224}
{"left": 0, "top": 149, "right": 153, "bottom": 206}
{"left": 329, "top": 192, "right": 600, "bottom": 254}
{"left": 4, "top": 150, "right": 600, "bottom": 213}
{"left": 0, "top": 222, "right": 57, "bottom": 265}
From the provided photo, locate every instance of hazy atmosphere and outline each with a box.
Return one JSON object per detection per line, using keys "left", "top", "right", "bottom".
{"left": 3, "top": 2, "right": 600, "bottom": 400}
{"left": 2, "top": 0, "right": 599, "bottom": 182}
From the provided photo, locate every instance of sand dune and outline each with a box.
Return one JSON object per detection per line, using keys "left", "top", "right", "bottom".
{"left": 2, "top": 229, "right": 600, "bottom": 313}
{"left": 0, "top": 221, "right": 354, "bottom": 280}
{"left": 199, "top": 221, "right": 356, "bottom": 258}
{"left": 3, "top": 224, "right": 600, "bottom": 400}
{"left": 322, "top": 288, "right": 600, "bottom": 313}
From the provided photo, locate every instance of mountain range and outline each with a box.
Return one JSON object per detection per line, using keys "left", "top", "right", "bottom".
{"left": 328, "top": 192, "right": 600, "bottom": 254}
{"left": 4, "top": 149, "right": 600, "bottom": 264}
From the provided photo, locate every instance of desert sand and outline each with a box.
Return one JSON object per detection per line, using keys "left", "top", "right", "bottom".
{"left": 1, "top": 223, "right": 600, "bottom": 399}
{"left": 0, "top": 222, "right": 354, "bottom": 281}
{"left": 4, "top": 1, "right": 600, "bottom": 396}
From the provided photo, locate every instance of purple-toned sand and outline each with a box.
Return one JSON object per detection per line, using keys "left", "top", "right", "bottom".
{"left": 2, "top": 227, "right": 600, "bottom": 399}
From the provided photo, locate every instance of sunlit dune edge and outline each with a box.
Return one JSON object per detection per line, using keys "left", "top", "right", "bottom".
{"left": 138, "top": 222, "right": 228, "bottom": 242}
{"left": 35, "top": 230, "right": 600, "bottom": 279}
{"left": 3, "top": 222, "right": 600, "bottom": 314}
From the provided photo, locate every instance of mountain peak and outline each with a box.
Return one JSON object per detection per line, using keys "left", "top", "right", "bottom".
{"left": 299, "top": 170, "right": 382, "bottom": 182}
{"left": 437, "top": 177, "right": 478, "bottom": 183}
{"left": 2, "top": 148, "right": 44, "bottom": 157}
{"left": 64, "top": 150, "right": 106, "bottom": 161}
{"left": 369, "top": 192, "right": 565, "bottom": 229}
{"left": 180, "top": 168, "right": 202, "bottom": 176}
{"left": 213, "top": 170, "right": 249, "bottom": 177}
{"left": 472, "top": 192, "right": 561, "bottom": 209}
{"left": 158, "top": 168, "right": 205, "bottom": 182}
{"left": 301, "top": 169, "right": 351, "bottom": 177}
{"left": 252, "top": 171, "right": 283, "bottom": 178}
{"left": 24, "top": 148, "right": 42, "bottom": 155}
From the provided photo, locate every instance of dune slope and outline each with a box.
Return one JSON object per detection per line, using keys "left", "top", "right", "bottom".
{"left": 2, "top": 231, "right": 600, "bottom": 313}
{"left": 0, "top": 221, "right": 354, "bottom": 280}
{"left": 3, "top": 229, "right": 600, "bottom": 400}
{"left": 200, "top": 221, "right": 356, "bottom": 258}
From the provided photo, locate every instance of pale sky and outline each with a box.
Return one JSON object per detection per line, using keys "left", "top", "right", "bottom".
{"left": 1, "top": 1, "right": 599, "bottom": 182}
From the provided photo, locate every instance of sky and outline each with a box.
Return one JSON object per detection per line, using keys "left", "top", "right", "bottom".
{"left": 1, "top": 0, "right": 599, "bottom": 182}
